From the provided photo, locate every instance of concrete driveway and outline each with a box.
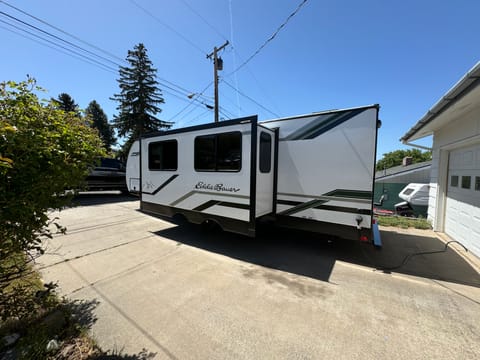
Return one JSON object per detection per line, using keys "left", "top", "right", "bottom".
{"left": 38, "top": 193, "right": 480, "bottom": 359}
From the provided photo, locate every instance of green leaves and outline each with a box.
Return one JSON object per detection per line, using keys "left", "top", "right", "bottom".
{"left": 85, "top": 100, "right": 116, "bottom": 151}
{"left": 0, "top": 79, "right": 105, "bottom": 295}
{"left": 376, "top": 149, "right": 432, "bottom": 171}
{"left": 111, "top": 43, "right": 172, "bottom": 143}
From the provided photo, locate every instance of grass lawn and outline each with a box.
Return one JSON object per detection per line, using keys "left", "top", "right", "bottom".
{"left": 376, "top": 215, "right": 432, "bottom": 230}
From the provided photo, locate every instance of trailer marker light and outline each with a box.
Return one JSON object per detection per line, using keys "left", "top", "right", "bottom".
{"left": 360, "top": 235, "right": 369, "bottom": 242}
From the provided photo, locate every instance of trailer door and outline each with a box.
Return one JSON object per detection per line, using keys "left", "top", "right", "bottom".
{"left": 126, "top": 140, "right": 140, "bottom": 193}
{"left": 255, "top": 126, "right": 277, "bottom": 217}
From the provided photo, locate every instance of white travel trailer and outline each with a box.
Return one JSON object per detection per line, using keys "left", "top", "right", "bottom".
{"left": 126, "top": 105, "right": 382, "bottom": 244}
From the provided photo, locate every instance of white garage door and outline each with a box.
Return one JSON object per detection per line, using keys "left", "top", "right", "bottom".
{"left": 445, "top": 144, "right": 480, "bottom": 256}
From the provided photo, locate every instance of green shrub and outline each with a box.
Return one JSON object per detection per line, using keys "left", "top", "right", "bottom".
{"left": 0, "top": 78, "right": 105, "bottom": 321}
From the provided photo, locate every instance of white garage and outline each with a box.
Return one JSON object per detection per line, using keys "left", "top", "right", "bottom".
{"left": 445, "top": 145, "right": 480, "bottom": 255}
{"left": 401, "top": 61, "right": 480, "bottom": 257}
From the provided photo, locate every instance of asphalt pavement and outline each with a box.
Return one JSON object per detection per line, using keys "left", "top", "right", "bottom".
{"left": 37, "top": 193, "right": 480, "bottom": 359}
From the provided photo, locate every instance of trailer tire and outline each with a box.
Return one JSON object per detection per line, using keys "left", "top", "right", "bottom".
{"left": 201, "top": 219, "right": 222, "bottom": 234}
{"left": 172, "top": 213, "right": 188, "bottom": 226}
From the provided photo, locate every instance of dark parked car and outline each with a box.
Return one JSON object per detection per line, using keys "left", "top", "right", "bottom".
{"left": 86, "top": 158, "right": 127, "bottom": 192}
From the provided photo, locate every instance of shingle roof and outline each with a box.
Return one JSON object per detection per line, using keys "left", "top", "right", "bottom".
{"left": 375, "top": 161, "right": 431, "bottom": 180}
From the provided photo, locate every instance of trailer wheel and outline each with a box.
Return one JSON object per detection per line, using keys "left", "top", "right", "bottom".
{"left": 172, "top": 213, "right": 188, "bottom": 226}
{"left": 201, "top": 219, "right": 222, "bottom": 233}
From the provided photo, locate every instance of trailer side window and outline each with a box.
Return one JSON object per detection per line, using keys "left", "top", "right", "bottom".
{"left": 259, "top": 132, "right": 271, "bottom": 173}
{"left": 195, "top": 132, "right": 241, "bottom": 172}
{"left": 195, "top": 135, "right": 216, "bottom": 171}
{"left": 461, "top": 176, "right": 471, "bottom": 189}
{"left": 149, "top": 140, "right": 178, "bottom": 171}
{"left": 450, "top": 175, "right": 458, "bottom": 187}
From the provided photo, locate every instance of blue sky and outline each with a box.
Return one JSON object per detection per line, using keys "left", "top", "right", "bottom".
{"left": 1, "top": 0, "right": 479, "bottom": 158}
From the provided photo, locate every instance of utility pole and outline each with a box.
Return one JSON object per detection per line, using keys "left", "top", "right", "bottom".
{"left": 207, "top": 40, "right": 229, "bottom": 123}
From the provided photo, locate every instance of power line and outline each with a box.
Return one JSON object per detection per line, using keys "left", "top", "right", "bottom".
{"left": 0, "top": 10, "right": 121, "bottom": 68}
{"left": 129, "top": 0, "right": 207, "bottom": 56}
{"left": 0, "top": 23, "right": 118, "bottom": 74}
{"left": 232, "top": 48, "right": 282, "bottom": 115}
{"left": 0, "top": 6, "right": 213, "bottom": 112}
{"left": 163, "top": 88, "right": 209, "bottom": 110}
{"left": 228, "top": 0, "right": 241, "bottom": 116}
{"left": 0, "top": 3, "right": 218, "bottom": 118}
{"left": 145, "top": 79, "right": 216, "bottom": 114}
{"left": 0, "top": 17, "right": 118, "bottom": 74}
{"left": 161, "top": 87, "right": 199, "bottom": 104}
{"left": 0, "top": 0, "right": 125, "bottom": 64}
{"left": 1, "top": 18, "right": 206, "bottom": 108}
{"left": 168, "top": 101, "right": 197, "bottom": 122}
{"left": 180, "top": 0, "right": 228, "bottom": 41}
{"left": 177, "top": 101, "right": 205, "bottom": 122}
{"left": 158, "top": 76, "right": 213, "bottom": 103}
{"left": 218, "top": 106, "right": 235, "bottom": 119}
{"left": 222, "top": 79, "right": 280, "bottom": 118}
{"left": 227, "top": 0, "right": 308, "bottom": 76}
{"left": 0, "top": 1, "right": 212, "bottom": 103}
{"left": 182, "top": 108, "right": 213, "bottom": 127}
{"left": 218, "top": 110, "right": 231, "bottom": 120}
{"left": 0, "top": 16, "right": 209, "bottom": 113}
{"left": 168, "top": 81, "right": 213, "bottom": 121}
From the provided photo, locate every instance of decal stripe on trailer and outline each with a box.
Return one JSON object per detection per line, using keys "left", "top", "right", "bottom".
{"left": 277, "top": 200, "right": 372, "bottom": 216}
{"left": 277, "top": 188, "right": 373, "bottom": 216}
{"left": 142, "top": 174, "right": 179, "bottom": 195}
{"left": 278, "top": 189, "right": 372, "bottom": 203}
{"left": 170, "top": 190, "right": 249, "bottom": 207}
{"left": 278, "top": 199, "right": 328, "bottom": 216}
{"left": 322, "top": 189, "right": 372, "bottom": 200}
{"left": 282, "top": 108, "right": 366, "bottom": 141}
{"left": 193, "top": 200, "right": 250, "bottom": 212}
{"left": 314, "top": 205, "right": 371, "bottom": 215}
{"left": 277, "top": 199, "right": 302, "bottom": 206}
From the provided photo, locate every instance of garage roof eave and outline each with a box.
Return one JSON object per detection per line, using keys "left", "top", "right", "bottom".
{"left": 400, "top": 61, "right": 480, "bottom": 143}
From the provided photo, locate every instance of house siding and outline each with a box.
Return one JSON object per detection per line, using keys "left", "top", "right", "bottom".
{"left": 428, "top": 108, "right": 480, "bottom": 230}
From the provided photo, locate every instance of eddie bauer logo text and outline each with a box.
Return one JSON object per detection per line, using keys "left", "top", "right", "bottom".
{"left": 195, "top": 181, "right": 240, "bottom": 193}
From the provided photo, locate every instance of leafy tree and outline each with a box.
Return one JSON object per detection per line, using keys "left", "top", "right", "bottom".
{"left": 0, "top": 79, "right": 105, "bottom": 319}
{"left": 53, "top": 92, "right": 80, "bottom": 115}
{"left": 111, "top": 43, "right": 172, "bottom": 145}
{"left": 376, "top": 149, "right": 432, "bottom": 171}
{"left": 86, "top": 100, "right": 116, "bottom": 150}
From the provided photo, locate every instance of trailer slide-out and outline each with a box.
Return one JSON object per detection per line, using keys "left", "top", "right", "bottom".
{"left": 126, "top": 105, "right": 382, "bottom": 244}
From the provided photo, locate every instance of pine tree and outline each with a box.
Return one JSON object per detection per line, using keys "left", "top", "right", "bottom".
{"left": 85, "top": 100, "right": 116, "bottom": 150}
{"left": 111, "top": 43, "right": 172, "bottom": 142}
{"left": 53, "top": 93, "right": 79, "bottom": 115}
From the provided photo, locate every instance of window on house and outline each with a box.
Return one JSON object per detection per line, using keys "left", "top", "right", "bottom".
{"left": 259, "top": 132, "right": 272, "bottom": 173}
{"left": 194, "top": 132, "right": 241, "bottom": 172}
{"left": 148, "top": 140, "right": 178, "bottom": 171}
{"left": 450, "top": 175, "right": 459, "bottom": 187}
{"left": 461, "top": 176, "right": 471, "bottom": 189}
{"left": 475, "top": 176, "right": 480, "bottom": 191}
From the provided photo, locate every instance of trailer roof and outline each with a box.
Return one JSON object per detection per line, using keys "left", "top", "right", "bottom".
{"left": 141, "top": 115, "right": 257, "bottom": 139}
{"left": 260, "top": 104, "right": 379, "bottom": 124}
{"left": 141, "top": 104, "right": 379, "bottom": 139}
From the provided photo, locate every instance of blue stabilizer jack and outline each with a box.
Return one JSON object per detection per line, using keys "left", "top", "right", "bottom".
{"left": 372, "top": 221, "right": 382, "bottom": 247}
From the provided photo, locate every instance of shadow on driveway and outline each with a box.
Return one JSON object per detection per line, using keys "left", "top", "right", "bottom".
{"left": 72, "top": 192, "right": 138, "bottom": 207}
{"left": 153, "top": 222, "right": 480, "bottom": 287}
